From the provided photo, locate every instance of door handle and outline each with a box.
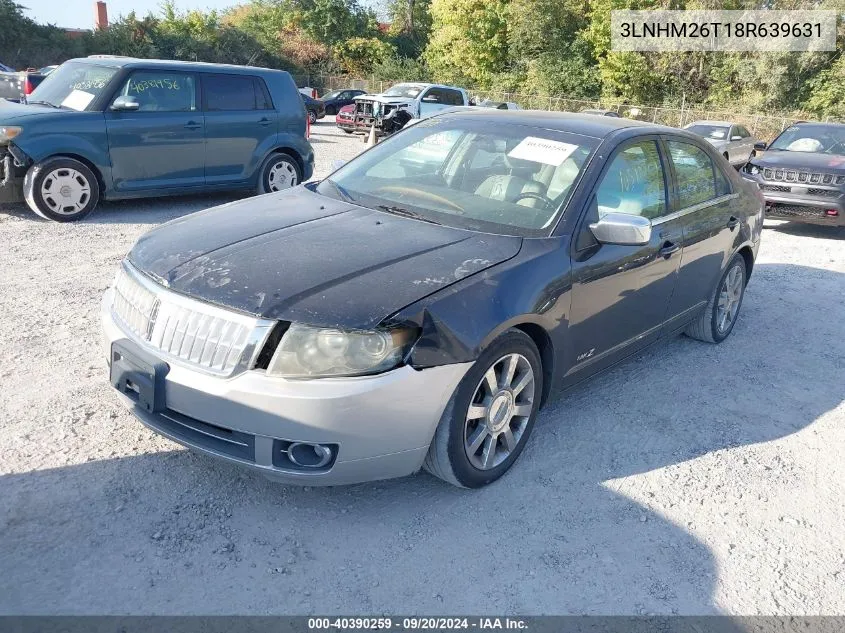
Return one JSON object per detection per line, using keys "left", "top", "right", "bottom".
{"left": 658, "top": 241, "right": 680, "bottom": 259}
{"left": 258, "top": 117, "right": 271, "bottom": 126}
{"left": 184, "top": 121, "right": 202, "bottom": 130}
{"left": 727, "top": 216, "right": 740, "bottom": 230}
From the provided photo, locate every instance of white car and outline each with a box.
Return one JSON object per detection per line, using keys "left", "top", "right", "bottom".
{"left": 684, "top": 120, "right": 758, "bottom": 167}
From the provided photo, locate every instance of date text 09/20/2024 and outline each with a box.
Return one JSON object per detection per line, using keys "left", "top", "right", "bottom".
{"left": 307, "top": 617, "right": 528, "bottom": 630}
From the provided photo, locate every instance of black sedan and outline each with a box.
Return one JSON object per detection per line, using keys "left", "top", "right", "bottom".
{"left": 321, "top": 88, "right": 367, "bottom": 115}
{"left": 103, "top": 110, "right": 763, "bottom": 488}
{"left": 301, "top": 93, "right": 325, "bottom": 124}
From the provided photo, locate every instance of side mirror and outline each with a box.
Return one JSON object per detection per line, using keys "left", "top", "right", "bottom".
{"left": 731, "top": 135, "right": 742, "bottom": 141}
{"left": 331, "top": 159, "right": 347, "bottom": 171}
{"left": 589, "top": 212, "right": 652, "bottom": 246}
{"left": 753, "top": 141, "right": 767, "bottom": 151}
{"left": 111, "top": 95, "right": 139, "bottom": 111}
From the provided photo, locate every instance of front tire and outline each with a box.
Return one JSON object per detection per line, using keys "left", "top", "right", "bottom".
{"left": 685, "top": 254, "right": 747, "bottom": 343}
{"left": 257, "top": 153, "right": 301, "bottom": 194}
{"left": 308, "top": 109, "right": 317, "bottom": 124}
{"left": 23, "top": 157, "right": 100, "bottom": 222}
{"left": 424, "top": 329, "right": 543, "bottom": 488}
{"left": 326, "top": 105, "right": 336, "bottom": 116}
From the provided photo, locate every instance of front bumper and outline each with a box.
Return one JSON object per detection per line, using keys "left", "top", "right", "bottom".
{"left": 741, "top": 174, "right": 845, "bottom": 226}
{"left": 101, "top": 289, "right": 471, "bottom": 485}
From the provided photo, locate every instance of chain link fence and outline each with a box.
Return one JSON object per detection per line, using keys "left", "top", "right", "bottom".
{"left": 294, "top": 73, "right": 832, "bottom": 141}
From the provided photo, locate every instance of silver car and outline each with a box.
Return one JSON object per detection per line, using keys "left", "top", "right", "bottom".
{"left": 684, "top": 120, "right": 757, "bottom": 167}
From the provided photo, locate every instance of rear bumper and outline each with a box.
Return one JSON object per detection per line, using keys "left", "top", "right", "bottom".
{"left": 101, "top": 289, "right": 472, "bottom": 485}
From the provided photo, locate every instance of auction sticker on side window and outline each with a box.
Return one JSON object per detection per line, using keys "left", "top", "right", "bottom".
{"left": 508, "top": 137, "right": 579, "bottom": 166}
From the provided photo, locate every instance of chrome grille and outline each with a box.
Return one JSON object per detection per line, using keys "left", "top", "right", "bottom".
{"left": 110, "top": 261, "right": 275, "bottom": 376}
{"left": 763, "top": 167, "right": 844, "bottom": 185}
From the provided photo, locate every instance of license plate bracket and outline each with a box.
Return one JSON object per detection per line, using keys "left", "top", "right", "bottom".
{"left": 110, "top": 341, "right": 170, "bottom": 413}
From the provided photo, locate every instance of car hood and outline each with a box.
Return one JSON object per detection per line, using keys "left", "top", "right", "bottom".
{"left": 752, "top": 150, "right": 845, "bottom": 172}
{"left": 704, "top": 138, "right": 728, "bottom": 148}
{"left": 128, "top": 187, "right": 522, "bottom": 329}
{"left": 0, "top": 98, "right": 60, "bottom": 122}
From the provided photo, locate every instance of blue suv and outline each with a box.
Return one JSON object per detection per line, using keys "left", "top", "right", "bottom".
{"left": 0, "top": 57, "right": 314, "bottom": 221}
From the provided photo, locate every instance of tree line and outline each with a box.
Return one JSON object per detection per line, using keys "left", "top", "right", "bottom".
{"left": 2, "top": 0, "right": 843, "bottom": 118}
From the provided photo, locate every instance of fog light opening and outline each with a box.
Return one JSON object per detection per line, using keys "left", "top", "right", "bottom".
{"left": 288, "top": 442, "right": 333, "bottom": 469}
{"left": 825, "top": 209, "right": 839, "bottom": 217}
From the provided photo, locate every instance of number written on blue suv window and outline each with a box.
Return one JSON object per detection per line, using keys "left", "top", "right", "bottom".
{"left": 0, "top": 57, "right": 314, "bottom": 221}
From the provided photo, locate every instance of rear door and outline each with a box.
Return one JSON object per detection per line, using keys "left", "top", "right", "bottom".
{"left": 662, "top": 136, "right": 740, "bottom": 328}
{"left": 201, "top": 73, "right": 275, "bottom": 185}
{"left": 565, "top": 138, "right": 685, "bottom": 382}
{"left": 104, "top": 69, "right": 204, "bottom": 191}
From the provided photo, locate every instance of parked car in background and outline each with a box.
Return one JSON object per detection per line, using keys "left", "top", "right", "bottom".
{"left": 336, "top": 104, "right": 355, "bottom": 133}
{"left": 351, "top": 83, "right": 469, "bottom": 137}
{"left": 581, "top": 109, "right": 620, "bottom": 117}
{"left": 102, "top": 109, "right": 762, "bottom": 488}
{"left": 684, "top": 120, "right": 757, "bottom": 167}
{"left": 301, "top": 93, "right": 325, "bottom": 124}
{"left": 741, "top": 121, "right": 845, "bottom": 226}
{"left": 0, "top": 57, "right": 313, "bottom": 220}
{"left": 0, "top": 68, "right": 21, "bottom": 101}
{"left": 321, "top": 88, "right": 367, "bottom": 115}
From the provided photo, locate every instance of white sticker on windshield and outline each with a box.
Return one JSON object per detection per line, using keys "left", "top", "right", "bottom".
{"left": 61, "top": 89, "right": 95, "bottom": 111}
{"left": 508, "top": 137, "right": 579, "bottom": 166}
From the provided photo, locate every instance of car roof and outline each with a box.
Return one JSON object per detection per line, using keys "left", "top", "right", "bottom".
{"left": 687, "top": 120, "right": 735, "bottom": 127}
{"left": 68, "top": 56, "right": 288, "bottom": 75}
{"left": 436, "top": 108, "right": 666, "bottom": 139}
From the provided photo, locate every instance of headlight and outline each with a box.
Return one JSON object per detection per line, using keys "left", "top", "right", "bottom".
{"left": 265, "top": 323, "right": 417, "bottom": 378}
{"left": 743, "top": 163, "right": 760, "bottom": 175}
{"left": 0, "top": 126, "right": 22, "bottom": 143}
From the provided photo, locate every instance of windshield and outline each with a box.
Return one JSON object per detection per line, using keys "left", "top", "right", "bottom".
{"left": 316, "top": 117, "right": 598, "bottom": 237}
{"left": 383, "top": 84, "right": 425, "bottom": 98}
{"left": 27, "top": 61, "right": 119, "bottom": 111}
{"left": 768, "top": 124, "right": 845, "bottom": 155}
{"left": 323, "top": 90, "right": 342, "bottom": 99}
{"left": 685, "top": 124, "right": 730, "bottom": 141}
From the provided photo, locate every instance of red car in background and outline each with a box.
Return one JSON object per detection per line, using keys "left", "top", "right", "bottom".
{"left": 336, "top": 104, "right": 356, "bottom": 134}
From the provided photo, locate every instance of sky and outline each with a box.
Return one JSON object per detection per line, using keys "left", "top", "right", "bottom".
{"left": 23, "top": 0, "right": 244, "bottom": 30}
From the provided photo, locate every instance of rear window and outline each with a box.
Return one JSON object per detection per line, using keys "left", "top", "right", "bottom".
{"left": 203, "top": 74, "right": 271, "bottom": 111}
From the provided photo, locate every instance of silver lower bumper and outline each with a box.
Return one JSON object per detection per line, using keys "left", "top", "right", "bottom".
{"left": 102, "top": 290, "right": 472, "bottom": 485}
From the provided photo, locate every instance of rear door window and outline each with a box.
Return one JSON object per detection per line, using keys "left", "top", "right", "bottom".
{"left": 203, "top": 74, "right": 258, "bottom": 111}
{"left": 667, "top": 140, "right": 730, "bottom": 206}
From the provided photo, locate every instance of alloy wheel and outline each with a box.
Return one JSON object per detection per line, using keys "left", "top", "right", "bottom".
{"left": 40, "top": 168, "right": 91, "bottom": 215}
{"left": 463, "top": 353, "right": 535, "bottom": 470}
{"left": 716, "top": 263, "right": 744, "bottom": 334}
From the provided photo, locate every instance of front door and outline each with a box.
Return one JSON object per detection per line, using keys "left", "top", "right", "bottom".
{"left": 104, "top": 70, "right": 204, "bottom": 191}
{"left": 565, "top": 139, "right": 684, "bottom": 384}
{"left": 201, "top": 73, "right": 274, "bottom": 185}
{"left": 662, "top": 137, "right": 741, "bottom": 326}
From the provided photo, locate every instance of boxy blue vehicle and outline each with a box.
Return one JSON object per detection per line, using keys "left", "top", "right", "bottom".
{"left": 0, "top": 57, "right": 314, "bottom": 222}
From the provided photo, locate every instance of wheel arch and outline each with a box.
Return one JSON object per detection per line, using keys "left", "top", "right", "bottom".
{"left": 48, "top": 153, "right": 106, "bottom": 193}
{"left": 736, "top": 244, "right": 754, "bottom": 282}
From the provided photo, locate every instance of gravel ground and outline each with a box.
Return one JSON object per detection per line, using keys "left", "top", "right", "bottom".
{"left": 1, "top": 118, "right": 844, "bottom": 615}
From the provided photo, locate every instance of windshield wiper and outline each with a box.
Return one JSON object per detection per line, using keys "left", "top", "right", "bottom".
{"left": 26, "top": 100, "right": 61, "bottom": 109}
{"left": 376, "top": 204, "right": 442, "bottom": 225}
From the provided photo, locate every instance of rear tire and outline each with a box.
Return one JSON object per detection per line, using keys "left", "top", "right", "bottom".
{"left": 256, "top": 153, "right": 301, "bottom": 194}
{"left": 23, "top": 157, "right": 100, "bottom": 222}
{"left": 424, "top": 329, "right": 543, "bottom": 488}
{"left": 342, "top": 129, "right": 354, "bottom": 134}
{"left": 308, "top": 109, "right": 317, "bottom": 124}
{"left": 685, "top": 254, "right": 747, "bottom": 343}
